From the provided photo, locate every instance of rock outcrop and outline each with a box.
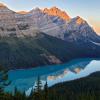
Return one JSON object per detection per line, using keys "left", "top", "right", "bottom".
{"left": 43, "top": 6, "right": 70, "bottom": 21}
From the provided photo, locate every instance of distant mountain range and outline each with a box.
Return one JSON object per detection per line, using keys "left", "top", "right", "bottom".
{"left": 0, "top": 3, "right": 100, "bottom": 69}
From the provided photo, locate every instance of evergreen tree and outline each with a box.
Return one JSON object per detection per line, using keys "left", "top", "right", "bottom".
{"left": 35, "top": 76, "right": 42, "bottom": 93}
{"left": 0, "top": 65, "right": 10, "bottom": 99}
{"left": 28, "top": 88, "right": 34, "bottom": 100}
{"left": 44, "top": 80, "right": 48, "bottom": 100}
{"left": 14, "top": 87, "right": 26, "bottom": 100}
{"left": 33, "top": 76, "right": 43, "bottom": 100}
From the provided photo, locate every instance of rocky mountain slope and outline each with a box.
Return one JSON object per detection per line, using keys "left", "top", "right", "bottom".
{"left": 0, "top": 31, "right": 78, "bottom": 69}
{"left": 0, "top": 3, "right": 100, "bottom": 69}
{"left": 0, "top": 3, "right": 99, "bottom": 41}
{"left": 43, "top": 6, "right": 70, "bottom": 21}
{"left": 0, "top": 4, "right": 66, "bottom": 38}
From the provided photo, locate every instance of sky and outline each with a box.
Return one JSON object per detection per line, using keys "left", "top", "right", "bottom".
{"left": 0, "top": 0, "right": 100, "bottom": 34}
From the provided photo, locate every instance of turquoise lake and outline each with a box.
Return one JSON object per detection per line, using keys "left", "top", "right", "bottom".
{"left": 5, "top": 58, "right": 100, "bottom": 95}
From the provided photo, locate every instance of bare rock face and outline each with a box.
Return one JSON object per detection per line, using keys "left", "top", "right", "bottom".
{"left": 0, "top": 5, "right": 68, "bottom": 38}
{"left": 0, "top": 3, "right": 99, "bottom": 43}
{"left": 0, "top": 4, "right": 17, "bottom": 37}
{"left": 16, "top": 11, "right": 29, "bottom": 14}
{"left": 43, "top": 6, "right": 70, "bottom": 21}
{"left": 64, "top": 16, "right": 100, "bottom": 43}
{"left": 0, "top": 3, "right": 6, "bottom": 7}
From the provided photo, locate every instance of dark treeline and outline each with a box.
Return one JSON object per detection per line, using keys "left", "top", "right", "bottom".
{"left": 0, "top": 66, "right": 100, "bottom": 100}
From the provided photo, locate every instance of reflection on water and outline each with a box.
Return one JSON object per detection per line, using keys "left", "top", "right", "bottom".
{"left": 48, "top": 69, "right": 69, "bottom": 80}
{"left": 5, "top": 58, "right": 100, "bottom": 95}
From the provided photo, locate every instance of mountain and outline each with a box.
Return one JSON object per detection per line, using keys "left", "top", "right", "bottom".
{"left": 0, "top": 5, "right": 66, "bottom": 38}
{"left": 0, "top": 3, "right": 100, "bottom": 69}
{"left": 64, "top": 16, "right": 100, "bottom": 42}
{"left": 0, "top": 31, "right": 77, "bottom": 69}
{"left": 17, "top": 11, "right": 29, "bottom": 14}
{"left": 43, "top": 6, "right": 70, "bottom": 21}
{"left": 0, "top": 3, "right": 99, "bottom": 41}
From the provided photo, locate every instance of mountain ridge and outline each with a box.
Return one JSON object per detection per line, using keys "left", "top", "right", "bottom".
{"left": 0, "top": 3, "right": 98, "bottom": 41}
{"left": 43, "top": 6, "right": 70, "bottom": 21}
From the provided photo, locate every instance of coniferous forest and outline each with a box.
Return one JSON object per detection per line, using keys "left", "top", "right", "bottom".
{"left": 0, "top": 66, "right": 100, "bottom": 100}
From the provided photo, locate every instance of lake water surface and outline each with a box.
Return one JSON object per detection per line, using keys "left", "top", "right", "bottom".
{"left": 5, "top": 58, "right": 100, "bottom": 95}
